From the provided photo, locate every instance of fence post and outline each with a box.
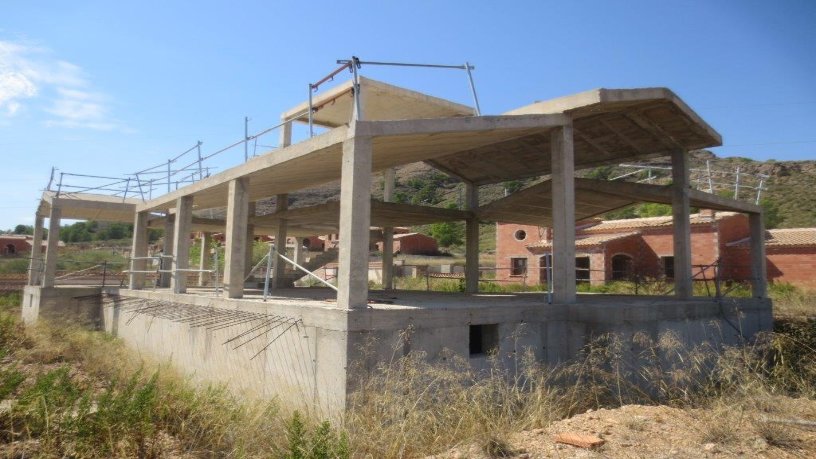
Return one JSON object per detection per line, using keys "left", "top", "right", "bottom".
{"left": 101, "top": 261, "right": 107, "bottom": 287}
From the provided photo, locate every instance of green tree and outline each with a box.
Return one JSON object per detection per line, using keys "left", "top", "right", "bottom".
{"left": 760, "top": 199, "right": 783, "bottom": 229}
{"left": 13, "top": 225, "right": 33, "bottom": 235}
{"left": 430, "top": 221, "right": 464, "bottom": 247}
{"left": 636, "top": 203, "right": 672, "bottom": 217}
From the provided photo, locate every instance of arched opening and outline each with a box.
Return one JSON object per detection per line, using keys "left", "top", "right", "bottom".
{"left": 4, "top": 244, "right": 15, "bottom": 255}
{"left": 611, "top": 254, "right": 634, "bottom": 281}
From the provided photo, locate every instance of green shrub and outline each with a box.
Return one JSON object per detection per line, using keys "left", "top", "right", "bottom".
{"left": 0, "top": 259, "right": 30, "bottom": 274}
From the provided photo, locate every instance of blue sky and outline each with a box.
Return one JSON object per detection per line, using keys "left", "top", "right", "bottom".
{"left": 1, "top": 0, "right": 814, "bottom": 229}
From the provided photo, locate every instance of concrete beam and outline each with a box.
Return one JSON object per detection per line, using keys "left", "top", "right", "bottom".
{"left": 198, "top": 232, "right": 210, "bottom": 287}
{"left": 671, "top": 150, "right": 693, "bottom": 299}
{"left": 354, "top": 113, "right": 570, "bottom": 138}
{"left": 337, "top": 133, "right": 373, "bottom": 309}
{"left": 465, "top": 183, "right": 480, "bottom": 293}
{"left": 171, "top": 196, "right": 193, "bottom": 293}
{"left": 551, "top": 124, "right": 576, "bottom": 303}
{"left": 41, "top": 207, "right": 61, "bottom": 288}
{"left": 687, "top": 188, "right": 761, "bottom": 214}
{"left": 129, "top": 211, "right": 149, "bottom": 290}
{"left": 382, "top": 167, "right": 395, "bottom": 291}
{"left": 749, "top": 212, "right": 768, "bottom": 299}
{"left": 27, "top": 214, "right": 44, "bottom": 286}
{"left": 224, "top": 178, "right": 249, "bottom": 299}
{"left": 40, "top": 192, "right": 138, "bottom": 222}
{"left": 272, "top": 194, "right": 289, "bottom": 289}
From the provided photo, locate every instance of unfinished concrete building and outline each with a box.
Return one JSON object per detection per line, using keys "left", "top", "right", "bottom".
{"left": 21, "top": 63, "right": 772, "bottom": 413}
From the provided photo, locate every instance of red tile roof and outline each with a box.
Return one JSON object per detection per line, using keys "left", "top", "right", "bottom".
{"left": 729, "top": 228, "right": 816, "bottom": 248}
{"left": 527, "top": 231, "right": 640, "bottom": 250}
{"left": 580, "top": 211, "right": 740, "bottom": 232}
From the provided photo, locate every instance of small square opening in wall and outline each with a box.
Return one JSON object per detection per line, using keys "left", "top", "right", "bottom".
{"left": 469, "top": 323, "right": 499, "bottom": 357}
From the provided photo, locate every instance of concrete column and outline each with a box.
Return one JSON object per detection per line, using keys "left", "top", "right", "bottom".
{"left": 224, "top": 178, "right": 249, "bottom": 298}
{"left": 293, "top": 237, "right": 305, "bottom": 265}
{"left": 465, "top": 183, "right": 480, "bottom": 293}
{"left": 41, "top": 206, "right": 61, "bottom": 288}
{"left": 272, "top": 194, "right": 289, "bottom": 289}
{"left": 551, "top": 124, "right": 577, "bottom": 303}
{"left": 159, "top": 214, "right": 175, "bottom": 288}
{"left": 171, "top": 196, "right": 193, "bottom": 293}
{"left": 27, "top": 214, "right": 44, "bottom": 286}
{"left": 337, "top": 134, "right": 372, "bottom": 309}
{"left": 382, "top": 167, "right": 396, "bottom": 290}
{"left": 671, "top": 150, "right": 693, "bottom": 299}
{"left": 129, "top": 211, "right": 149, "bottom": 290}
{"left": 245, "top": 202, "right": 256, "bottom": 281}
{"left": 198, "top": 232, "right": 210, "bottom": 287}
{"left": 749, "top": 212, "right": 767, "bottom": 298}
{"left": 279, "top": 116, "right": 292, "bottom": 148}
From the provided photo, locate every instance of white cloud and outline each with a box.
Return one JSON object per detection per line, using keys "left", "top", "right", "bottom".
{"left": 0, "top": 39, "right": 125, "bottom": 130}
{"left": 0, "top": 70, "right": 38, "bottom": 115}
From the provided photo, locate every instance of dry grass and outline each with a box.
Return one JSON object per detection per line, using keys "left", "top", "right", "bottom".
{"left": 1, "top": 288, "right": 815, "bottom": 457}
{"left": 0, "top": 293, "right": 346, "bottom": 458}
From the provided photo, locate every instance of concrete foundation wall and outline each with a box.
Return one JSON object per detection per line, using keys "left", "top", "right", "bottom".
{"left": 22, "top": 285, "right": 102, "bottom": 327}
{"left": 20, "top": 286, "right": 772, "bottom": 415}
{"left": 99, "top": 289, "right": 350, "bottom": 414}
{"left": 346, "top": 296, "right": 772, "bottom": 376}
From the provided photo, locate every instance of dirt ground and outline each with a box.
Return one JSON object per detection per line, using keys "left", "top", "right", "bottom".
{"left": 435, "top": 400, "right": 816, "bottom": 459}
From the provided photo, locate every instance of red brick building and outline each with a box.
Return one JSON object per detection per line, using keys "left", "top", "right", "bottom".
{"left": 726, "top": 228, "right": 816, "bottom": 290}
{"left": 494, "top": 211, "right": 813, "bottom": 288}
{"left": 375, "top": 232, "right": 439, "bottom": 255}
{"left": 0, "top": 235, "right": 52, "bottom": 257}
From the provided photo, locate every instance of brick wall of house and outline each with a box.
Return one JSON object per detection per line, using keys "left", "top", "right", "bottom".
{"left": 496, "top": 223, "right": 542, "bottom": 283}
{"left": 602, "top": 235, "right": 652, "bottom": 280}
{"left": 393, "top": 234, "right": 438, "bottom": 255}
{"left": 495, "top": 216, "right": 815, "bottom": 290}
{"left": 637, "top": 226, "right": 721, "bottom": 277}
{"left": 0, "top": 237, "right": 32, "bottom": 256}
{"left": 727, "top": 246, "right": 816, "bottom": 289}
{"left": 716, "top": 214, "right": 750, "bottom": 256}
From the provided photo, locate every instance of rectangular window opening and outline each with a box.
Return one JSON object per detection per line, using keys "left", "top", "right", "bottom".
{"left": 510, "top": 258, "right": 527, "bottom": 276}
{"left": 576, "top": 256, "right": 590, "bottom": 283}
{"left": 662, "top": 256, "right": 675, "bottom": 279}
{"left": 469, "top": 323, "right": 499, "bottom": 357}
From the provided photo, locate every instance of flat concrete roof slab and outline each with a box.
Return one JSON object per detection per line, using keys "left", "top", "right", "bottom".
{"left": 40, "top": 191, "right": 139, "bottom": 222}
{"left": 281, "top": 76, "right": 475, "bottom": 128}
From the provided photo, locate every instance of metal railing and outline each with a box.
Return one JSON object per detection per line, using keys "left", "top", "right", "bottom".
{"left": 305, "top": 56, "right": 481, "bottom": 137}
{"left": 45, "top": 55, "right": 481, "bottom": 206}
